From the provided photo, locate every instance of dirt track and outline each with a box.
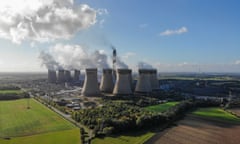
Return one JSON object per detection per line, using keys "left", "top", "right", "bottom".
{"left": 145, "top": 113, "right": 240, "bottom": 144}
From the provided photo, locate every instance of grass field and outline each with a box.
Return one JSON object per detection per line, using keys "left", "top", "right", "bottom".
{"left": 0, "top": 99, "right": 80, "bottom": 144}
{"left": 0, "top": 129, "right": 80, "bottom": 144}
{"left": 92, "top": 131, "right": 154, "bottom": 144}
{"left": 0, "top": 89, "right": 23, "bottom": 94}
{"left": 192, "top": 107, "right": 240, "bottom": 124}
{"left": 145, "top": 102, "right": 179, "bottom": 113}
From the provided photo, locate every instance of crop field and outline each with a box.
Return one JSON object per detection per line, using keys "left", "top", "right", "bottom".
{"left": 0, "top": 99, "right": 80, "bottom": 144}
{"left": 146, "top": 107, "right": 240, "bottom": 144}
{"left": 92, "top": 131, "right": 154, "bottom": 144}
{"left": 0, "top": 89, "right": 23, "bottom": 94}
{"left": 145, "top": 101, "right": 179, "bottom": 112}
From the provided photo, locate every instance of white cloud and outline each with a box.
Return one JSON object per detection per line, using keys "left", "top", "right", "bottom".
{"left": 139, "top": 23, "right": 148, "bottom": 28}
{"left": 0, "top": 0, "right": 98, "bottom": 44}
{"left": 160, "top": 26, "right": 188, "bottom": 36}
{"left": 122, "top": 52, "right": 136, "bottom": 59}
{"left": 235, "top": 60, "right": 240, "bottom": 65}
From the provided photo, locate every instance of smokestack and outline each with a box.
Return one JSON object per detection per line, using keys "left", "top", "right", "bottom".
{"left": 58, "top": 70, "right": 65, "bottom": 83}
{"left": 48, "top": 70, "right": 57, "bottom": 83}
{"left": 150, "top": 69, "right": 159, "bottom": 90}
{"left": 64, "top": 70, "right": 71, "bottom": 82}
{"left": 135, "top": 69, "right": 152, "bottom": 93}
{"left": 73, "top": 69, "right": 80, "bottom": 82}
{"left": 81, "top": 68, "right": 101, "bottom": 96}
{"left": 100, "top": 69, "right": 114, "bottom": 93}
{"left": 113, "top": 69, "right": 132, "bottom": 95}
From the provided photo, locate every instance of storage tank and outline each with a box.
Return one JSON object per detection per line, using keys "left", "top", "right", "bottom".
{"left": 48, "top": 70, "right": 57, "bottom": 83}
{"left": 150, "top": 69, "right": 159, "bottom": 90}
{"left": 73, "top": 69, "right": 80, "bottom": 82}
{"left": 64, "top": 70, "right": 71, "bottom": 82}
{"left": 100, "top": 69, "right": 114, "bottom": 93}
{"left": 135, "top": 69, "right": 152, "bottom": 93}
{"left": 81, "top": 68, "right": 100, "bottom": 96}
{"left": 113, "top": 69, "right": 132, "bottom": 95}
{"left": 58, "top": 70, "right": 65, "bottom": 83}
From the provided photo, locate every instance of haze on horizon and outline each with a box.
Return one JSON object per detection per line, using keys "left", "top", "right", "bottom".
{"left": 0, "top": 0, "right": 239, "bottom": 73}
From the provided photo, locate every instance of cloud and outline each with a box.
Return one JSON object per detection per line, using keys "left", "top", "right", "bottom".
{"left": 122, "top": 52, "right": 136, "bottom": 59}
{"left": 0, "top": 0, "right": 98, "bottom": 44}
{"left": 235, "top": 60, "right": 240, "bottom": 65}
{"left": 160, "top": 26, "right": 188, "bottom": 36}
{"left": 139, "top": 23, "right": 148, "bottom": 29}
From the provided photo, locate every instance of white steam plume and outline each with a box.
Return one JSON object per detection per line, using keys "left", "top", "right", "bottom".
{"left": 39, "top": 51, "right": 61, "bottom": 70}
{"left": 137, "top": 61, "right": 153, "bottom": 69}
{"left": 39, "top": 44, "right": 110, "bottom": 70}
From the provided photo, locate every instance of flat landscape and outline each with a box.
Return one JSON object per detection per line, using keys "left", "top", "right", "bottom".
{"left": 0, "top": 99, "right": 80, "bottom": 144}
{"left": 146, "top": 108, "right": 240, "bottom": 144}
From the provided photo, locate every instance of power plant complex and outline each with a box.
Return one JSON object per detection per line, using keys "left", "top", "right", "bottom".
{"left": 47, "top": 68, "right": 159, "bottom": 96}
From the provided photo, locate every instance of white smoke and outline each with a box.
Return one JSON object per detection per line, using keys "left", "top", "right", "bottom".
{"left": 0, "top": 0, "right": 97, "bottom": 44}
{"left": 40, "top": 44, "right": 110, "bottom": 70}
{"left": 137, "top": 61, "right": 153, "bottom": 69}
{"left": 116, "top": 57, "right": 128, "bottom": 69}
{"left": 39, "top": 50, "right": 61, "bottom": 70}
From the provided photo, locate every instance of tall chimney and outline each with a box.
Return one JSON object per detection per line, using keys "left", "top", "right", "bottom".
{"left": 150, "top": 69, "right": 159, "bottom": 90}
{"left": 48, "top": 70, "right": 57, "bottom": 83}
{"left": 58, "top": 70, "right": 65, "bottom": 83}
{"left": 135, "top": 69, "right": 152, "bottom": 93}
{"left": 113, "top": 69, "right": 132, "bottom": 95}
{"left": 64, "top": 70, "right": 71, "bottom": 82}
{"left": 81, "top": 68, "right": 100, "bottom": 96}
{"left": 73, "top": 69, "right": 80, "bottom": 82}
{"left": 100, "top": 69, "right": 114, "bottom": 93}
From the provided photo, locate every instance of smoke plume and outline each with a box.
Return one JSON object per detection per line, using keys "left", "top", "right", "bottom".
{"left": 39, "top": 44, "right": 110, "bottom": 70}
{"left": 137, "top": 61, "right": 153, "bottom": 69}
{"left": 39, "top": 51, "right": 61, "bottom": 70}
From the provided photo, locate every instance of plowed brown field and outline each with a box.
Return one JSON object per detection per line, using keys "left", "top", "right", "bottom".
{"left": 145, "top": 113, "right": 240, "bottom": 144}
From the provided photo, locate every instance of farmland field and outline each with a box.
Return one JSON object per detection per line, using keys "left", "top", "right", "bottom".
{"left": 92, "top": 131, "right": 154, "bottom": 144}
{"left": 145, "top": 101, "right": 179, "bottom": 112}
{"left": 0, "top": 99, "right": 80, "bottom": 144}
{"left": 0, "top": 89, "right": 23, "bottom": 94}
{"left": 145, "top": 107, "right": 240, "bottom": 144}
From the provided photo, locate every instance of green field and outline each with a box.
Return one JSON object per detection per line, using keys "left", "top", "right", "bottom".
{"left": 0, "top": 90, "right": 23, "bottom": 94}
{"left": 145, "top": 101, "right": 179, "bottom": 112}
{"left": 192, "top": 107, "right": 240, "bottom": 123}
{"left": 0, "top": 129, "right": 80, "bottom": 144}
{"left": 92, "top": 131, "right": 154, "bottom": 144}
{"left": 0, "top": 99, "right": 80, "bottom": 144}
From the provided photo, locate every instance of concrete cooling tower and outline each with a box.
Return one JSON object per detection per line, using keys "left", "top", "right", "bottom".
{"left": 100, "top": 69, "right": 114, "bottom": 93}
{"left": 48, "top": 70, "right": 57, "bottom": 83}
{"left": 135, "top": 69, "right": 152, "bottom": 93}
{"left": 150, "top": 69, "right": 159, "bottom": 90}
{"left": 64, "top": 70, "right": 71, "bottom": 82}
{"left": 58, "top": 70, "right": 65, "bottom": 83}
{"left": 113, "top": 69, "right": 132, "bottom": 95}
{"left": 81, "top": 68, "right": 100, "bottom": 96}
{"left": 73, "top": 69, "right": 80, "bottom": 82}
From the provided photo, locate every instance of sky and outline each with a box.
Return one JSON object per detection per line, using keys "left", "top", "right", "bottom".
{"left": 0, "top": 0, "right": 240, "bottom": 73}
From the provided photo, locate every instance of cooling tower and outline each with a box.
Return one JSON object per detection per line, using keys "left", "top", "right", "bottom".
{"left": 58, "top": 70, "right": 65, "bottom": 83}
{"left": 150, "top": 69, "right": 159, "bottom": 90}
{"left": 135, "top": 69, "right": 152, "bottom": 93}
{"left": 113, "top": 69, "right": 132, "bottom": 95}
{"left": 100, "top": 69, "right": 114, "bottom": 93}
{"left": 48, "top": 70, "right": 57, "bottom": 83}
{"left": 73, "top": 69, "right": 80, "bottom": 82}
{"left": 81, "top": 68, "right": 100, "bottom": 96}
{"left": 64, "top": 70, "right": 71, "bottom": 82}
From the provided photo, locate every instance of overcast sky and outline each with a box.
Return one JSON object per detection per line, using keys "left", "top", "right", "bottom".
{"left": 0, "top": 0, "right": 240, "bottom": 73}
